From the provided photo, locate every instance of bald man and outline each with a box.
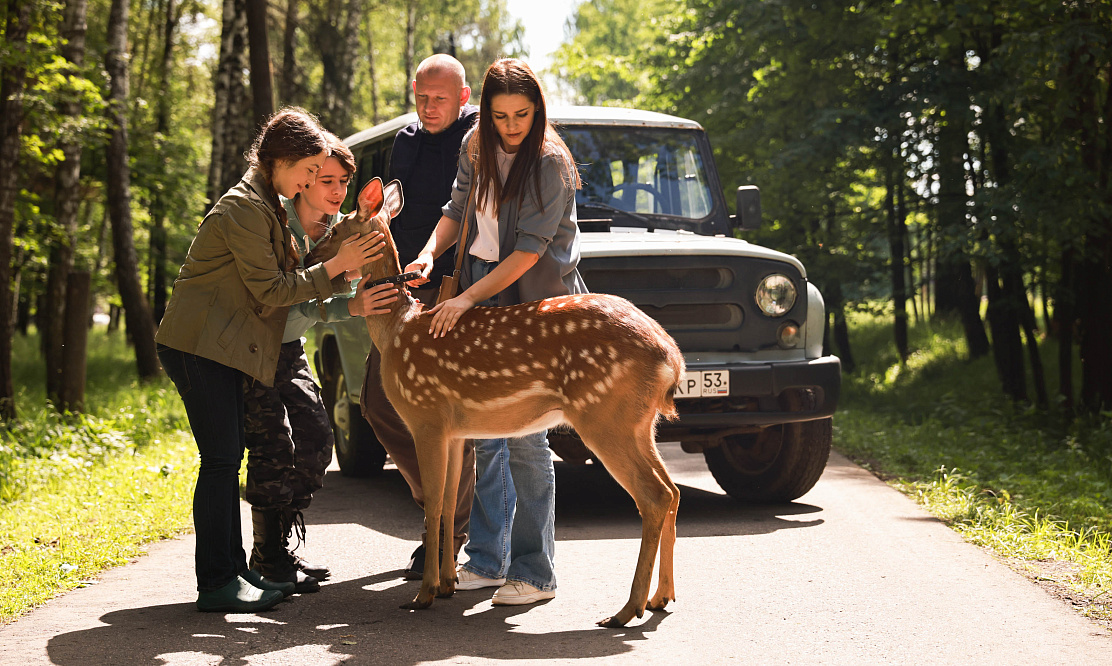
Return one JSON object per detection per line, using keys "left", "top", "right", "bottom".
{"left": 360, "top": 54, "right": 479, "bottom": 580}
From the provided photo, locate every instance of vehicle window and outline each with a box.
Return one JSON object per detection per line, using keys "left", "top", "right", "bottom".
{"left": 561, "top": 127, "right": 713, "bottom": 220}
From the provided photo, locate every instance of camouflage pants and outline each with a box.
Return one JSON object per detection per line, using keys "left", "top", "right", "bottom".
{"left": 244, "top": 340, "right": 334, "bottom": 511}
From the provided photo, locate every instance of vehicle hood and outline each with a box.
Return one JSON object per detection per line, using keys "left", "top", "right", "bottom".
{"left": 578, "top": 230, "right": 807, "bottom": 277}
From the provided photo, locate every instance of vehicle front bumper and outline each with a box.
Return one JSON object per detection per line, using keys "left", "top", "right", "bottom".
{"left": 668, "top": 355, "right": 841, "bottom": 430}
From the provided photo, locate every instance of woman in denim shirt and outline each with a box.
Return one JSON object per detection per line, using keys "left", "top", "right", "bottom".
{"left": 406, "top": 58, "right": 585, "bottom": 606}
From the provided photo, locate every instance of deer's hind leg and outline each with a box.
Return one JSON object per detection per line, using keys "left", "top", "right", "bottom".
{"left": 645, "top": 442, "right": 679, "bottom": 612}
{"left": 573, "top": 415, "right": 679, "bottom": 628}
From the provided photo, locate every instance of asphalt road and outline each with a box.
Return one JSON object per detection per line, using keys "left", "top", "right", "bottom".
{"left": 1, "top": 447, "right": 1109, "bottom": 665}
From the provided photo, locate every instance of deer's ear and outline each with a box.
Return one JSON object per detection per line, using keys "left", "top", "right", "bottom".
{"left": 382, "top": 180, "right": 404, "bottom": 219}
{"left": 357, "top": 178, "right": 384, "bottom": 217}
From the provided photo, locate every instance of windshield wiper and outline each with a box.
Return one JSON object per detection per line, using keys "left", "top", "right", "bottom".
{"left": 576, "top": 200, "right": 653, "bottom": 227}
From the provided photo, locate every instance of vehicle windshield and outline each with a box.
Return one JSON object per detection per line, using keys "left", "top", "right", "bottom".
{"left": 560, "top": 126, "right": 714, "bottom": 221}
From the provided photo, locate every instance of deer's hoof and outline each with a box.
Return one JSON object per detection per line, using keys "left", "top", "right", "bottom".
{"left": 646, "top": 595, "right": 672, "bottom": 611}
{"left": 596, "top": 614, "right": 628, "bottom": 628}
{"left": 400, "top": 594, "right": 435, "bottom": 611}
{"left": 436, "top": 584, "right": 455, "bottom": 599}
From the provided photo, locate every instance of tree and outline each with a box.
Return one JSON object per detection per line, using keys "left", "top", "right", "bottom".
{"left": 0, "top": 0, "right": 33, "bottom": 420}
{"left": 246, "top": 0, "right": 273, "bottom": 126}
{"left": 207, "top": 0, "right": 252, "bottom": 208}
{"left": 44, "top": 0, "right": 91, "bottom": 406}
{"left": 311, "top": 0, "right": 366, "bottom": 136}
{"left": 105, "top": 0, "right": 160, "bottom": 380}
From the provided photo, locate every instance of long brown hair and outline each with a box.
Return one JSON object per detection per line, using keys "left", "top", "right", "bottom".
{"left": 247, "top": 107, "right": 326, "bottom": 270}
{"left": 469, "top": 59, "right": 579, "bottom": 218}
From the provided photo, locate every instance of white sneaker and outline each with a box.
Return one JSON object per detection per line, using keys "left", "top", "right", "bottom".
{"left": 456, "top": 567, "right": 506, "bottom": 590}
{"left": 491, "top": 580, "right": 556, "bottom": 606}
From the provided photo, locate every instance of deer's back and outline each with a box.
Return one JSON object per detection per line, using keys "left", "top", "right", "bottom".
{"left": 379, "top": 293, "right": 683, "bottom": 420}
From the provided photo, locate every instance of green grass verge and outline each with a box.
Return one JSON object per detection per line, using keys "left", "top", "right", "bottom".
{"left": 835, "top": 310, "right": 1112, "bottom": 625}
{"left": 0, "top": 328, "right": 199, "bottom": 624}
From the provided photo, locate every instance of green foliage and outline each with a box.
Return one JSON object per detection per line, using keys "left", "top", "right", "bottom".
{"left": 551, "top": 0, "right": 671, "bottom": 107}
{"left": 1, "top": 329, "right": 190, "bottom": 503}
{"left": 0, "top": 327, "right": 197, "bottom": 621}
{"left": 835, "top": 310, "right": 1112, "bottom": 617}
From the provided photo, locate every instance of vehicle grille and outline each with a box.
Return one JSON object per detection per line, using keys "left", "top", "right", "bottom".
{"left": 578, "top": 253, "right": 807, "bottom": 353}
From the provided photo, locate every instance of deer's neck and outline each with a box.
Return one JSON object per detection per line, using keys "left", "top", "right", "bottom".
{"left": 361, "top": 286, "right": 423, "bottom": 353}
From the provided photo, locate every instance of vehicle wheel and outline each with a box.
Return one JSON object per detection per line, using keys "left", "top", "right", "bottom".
{"left": 703, "top": 390, "right": 831, "bottom": 503}
{"left": 322, "top": 351, "right": 386, "bottom": 478}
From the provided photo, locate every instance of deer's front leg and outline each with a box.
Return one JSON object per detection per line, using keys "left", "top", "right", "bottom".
{"left": 436, "top": 437, "right": 466, "bottom": 598}
{"left": 400, "top": 427, "right": 451, "bottom": 611}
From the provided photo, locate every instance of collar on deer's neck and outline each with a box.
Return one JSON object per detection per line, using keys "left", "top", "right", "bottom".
{"left": 364, "top": 270, "right": 423, "bottom": 288}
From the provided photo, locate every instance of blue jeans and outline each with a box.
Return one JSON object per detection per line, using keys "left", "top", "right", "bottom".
{"left": 157, "top": 345, "right": 249, "bottom": 592}
{"left": 460, "top": 258, "right": 557, "bottom": 591}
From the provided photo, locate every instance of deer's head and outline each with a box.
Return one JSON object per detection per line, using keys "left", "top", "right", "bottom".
{"left": 307, "top": 177, "right": 405, "bottom": 281}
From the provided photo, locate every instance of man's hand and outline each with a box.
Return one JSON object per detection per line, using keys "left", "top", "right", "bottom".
{"left": 348, "top": 281, "right": 399, "bottom": 317}
{"left": 403, "top": 253, "right": 435, "bottom": 287}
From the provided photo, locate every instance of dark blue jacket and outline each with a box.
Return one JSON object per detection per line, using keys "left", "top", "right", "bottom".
{"left": 389, "top": 104, "right": 479, "bottom": 284}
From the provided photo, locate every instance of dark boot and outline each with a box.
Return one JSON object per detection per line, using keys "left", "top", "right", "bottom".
{"left": 250, "top": 507, "right": 320, "bottom": 594}
{"left": 283, "top": 508, "right": 331, "bottom": 581}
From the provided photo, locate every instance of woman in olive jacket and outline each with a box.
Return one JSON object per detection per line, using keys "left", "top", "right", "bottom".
{"left": 156, "top": 108, "right": 385, "bottom": 613}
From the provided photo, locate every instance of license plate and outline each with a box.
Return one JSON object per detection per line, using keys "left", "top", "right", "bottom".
{"left": 675, "top": 370, "right": 730, "bottom": 399}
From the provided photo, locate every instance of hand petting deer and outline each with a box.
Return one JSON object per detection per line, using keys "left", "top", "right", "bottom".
{"left": 307, "top": 173, "right": 684, "bottom": 627}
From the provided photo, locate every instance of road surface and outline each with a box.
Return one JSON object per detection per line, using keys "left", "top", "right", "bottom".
{"left": 1, "top": 448, "right": 1108, "bottom": 664}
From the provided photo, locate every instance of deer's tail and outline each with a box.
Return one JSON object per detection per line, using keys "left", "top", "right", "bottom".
{"left": 658, "top": 345, "right": 685, "bottom": 422}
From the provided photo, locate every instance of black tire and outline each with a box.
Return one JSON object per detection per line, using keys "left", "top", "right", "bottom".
{"left": 703, "top": 390, "right": 831, "bottom": 503}
{"left": 321, "top": 348, "right": 387, "bottom": 478}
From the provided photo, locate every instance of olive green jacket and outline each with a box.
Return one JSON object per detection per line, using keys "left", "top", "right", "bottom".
{"left": 155, "top": 169, "right": 347, "bottom": 385}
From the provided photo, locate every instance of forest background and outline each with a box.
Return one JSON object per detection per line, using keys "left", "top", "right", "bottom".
{"left": 1, "top": 0, "right": 1111, "bottom": 418}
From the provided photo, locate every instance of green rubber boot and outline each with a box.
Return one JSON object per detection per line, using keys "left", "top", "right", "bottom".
{"left": 196, "top": 576, "right": 283, "bottom": 613}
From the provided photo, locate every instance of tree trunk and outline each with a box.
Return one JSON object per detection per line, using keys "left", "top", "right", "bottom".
{"left": 315, "top": 0, "right": 365, "bottom": 136}
{"left": 984, "top": 264, "right": 1027, "bottom": 402}
{"left": 1055, "top": 248, "right": 1075, "bottom": 411}
{"left": 934, "top": 99, "right": 989, "bottom": 358}
{"left": 147, "top": 0, "right": 178, "bottom": 324}
{"left": 0, "top": 0, "right": 32, "bottom": 420}
{"left": 366, "top": 11, "right": 379, "bottom": 124}
{"left": 1075, "top": 60, "right": 1112, "bottom": 412}
{"left": 45, "top": 0, "right": 90, "bottom": 405}
{"left": 59, "top": 271, "right": 91, "bottom": 412}
{"left": 1018, "top": 277, "right": 1048, "bottom": 409}
{"left": 279, "top": 0, "right": 298, "bottom": 105}
{"left": 983, "top": 102, "right": 1031, "bottom": 404}
{"left": 207, "top": 0, "right": 252, "bottom": 208}
{"left": 826, "top": 278, "right": 855, "bottom": 373}
{"left": 105, "top": 0, "right": 161, "bottom": 380}
{"left": 246, "top": 0, "right": 273, "bottom": 128}
{"left": 404, "top": 0, "right": 418, "bottom": 112}
{"left": 885, "top": 159, "right": 908, "bottom": 361}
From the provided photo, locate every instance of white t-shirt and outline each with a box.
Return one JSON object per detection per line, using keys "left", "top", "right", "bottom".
{"left": 468, "top": 146, "right": 516, "bottom": 262}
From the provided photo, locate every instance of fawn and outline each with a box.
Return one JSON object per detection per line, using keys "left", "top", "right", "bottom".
{"left": 308, "top": 177, "right": 683, "bottom": 627}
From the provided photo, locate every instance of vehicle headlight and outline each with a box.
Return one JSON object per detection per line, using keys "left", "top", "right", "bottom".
{"left": 755, "top": 274, "right": 797, "bottom": 316}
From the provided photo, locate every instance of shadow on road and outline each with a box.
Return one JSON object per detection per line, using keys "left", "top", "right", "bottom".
{"left": 43, "top": 455, "right": 824, "bottom": 664}
{"left": 312, "top": 459, "right": 824, "bottom": 544}
{"left": 45, "top": 570, "right": 668, "bottom": 665}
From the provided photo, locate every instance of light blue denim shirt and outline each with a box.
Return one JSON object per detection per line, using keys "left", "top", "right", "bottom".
{"left": 281, "top": 197, "right": 356, "bottom": 343}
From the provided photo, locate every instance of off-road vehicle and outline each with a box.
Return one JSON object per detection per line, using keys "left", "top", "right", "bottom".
{"left": 314, "top": 106, "right": 841, "bottom": 502}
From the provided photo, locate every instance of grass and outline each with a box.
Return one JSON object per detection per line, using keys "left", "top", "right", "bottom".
{"left": 0, "top": 328, "right": 199, "bottom": 624}
{"left": 834, "top": 310, "right": 1112, "bottom": 625}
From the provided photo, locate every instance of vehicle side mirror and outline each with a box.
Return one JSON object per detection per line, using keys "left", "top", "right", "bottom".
{"left": 734, "top": 185, "right": 761, "bottom": 231}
